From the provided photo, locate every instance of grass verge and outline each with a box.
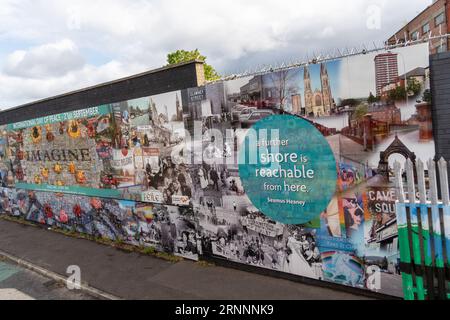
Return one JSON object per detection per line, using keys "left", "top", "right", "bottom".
{"left": 0, "top": 214, "right": 183, "bottom": 263}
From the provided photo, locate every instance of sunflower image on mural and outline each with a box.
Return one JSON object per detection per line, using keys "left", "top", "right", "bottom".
{"left": 68, "top": 162, "right": 76, "bottom": 174}
{"left": 34, "top": 174, "right": 42, "bottom": 185}
{"left": 75, "top": 170, "right": 87, "bottom": 184}
{"left": 31, "top": 126, "right": 42, "bottom": 144}
{"left": 67, "top": 120, "right": 81, "bottom": 139}
{"left": 5, "top": 106, "right": 120, "bottom": 198}
{"left": 53, "top": 163, "right": 63, "bottom": 174}
{"left": 41, "top": 167, "right": 49, "bottom": 179}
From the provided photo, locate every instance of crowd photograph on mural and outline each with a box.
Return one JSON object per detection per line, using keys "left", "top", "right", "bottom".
{"left": 0, "top": 0, "right": 449, "bottom": 312}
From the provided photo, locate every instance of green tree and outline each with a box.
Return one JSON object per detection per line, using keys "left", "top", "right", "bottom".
{"left": 340, "top": 98, "right": 359, "bottom": 108}
{"left": 407, "top": 78, "right": 422, "bottom": 96}
{"left": 389, "top": 86, "right": 406, "bottom": 101}
{"left": 166, "top": 49, "right": 220, "bottom": 81}
{"left": 354, "top": 104, "right": 368, "bottom": 121}
{"left": 368, "top": 92, "right": 379, "bottom": 104}
{"left": 422, "top": 89, "right": 432, "bottom": 103}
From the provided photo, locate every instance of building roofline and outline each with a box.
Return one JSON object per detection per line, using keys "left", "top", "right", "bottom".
{"left": 398, "top": 66, "right": 426, "bottom": 78}
{"left": 388, "top": 0, "right": 446, "bottom": 40}
{"left": 374, "top": 52, "right": 399, "bottom": 61}
{"left": 2, "top": 60, "right": 204, "bottom": 113}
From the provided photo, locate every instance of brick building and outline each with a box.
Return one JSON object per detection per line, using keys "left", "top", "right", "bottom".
{"left": 387, "top": 0, "right": 450, "bottom": 54}
{"left": 366, "top": 103, "right": 402, "bottom": 125}
{"left": 375, "top": 53, "right": 399, "bottom": 97}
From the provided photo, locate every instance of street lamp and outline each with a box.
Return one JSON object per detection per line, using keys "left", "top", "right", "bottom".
{"left": 396, "top": 51, "right": 409, "bottom": 112}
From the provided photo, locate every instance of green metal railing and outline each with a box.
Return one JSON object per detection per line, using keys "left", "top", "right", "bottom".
{"left": 394, "top": 158, "right": 450, "bottom": 300}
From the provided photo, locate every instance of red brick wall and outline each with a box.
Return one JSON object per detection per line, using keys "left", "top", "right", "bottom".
{"left": 387, "top": 0, "right": 448, "bottom": 54}
{"left": 447, "top": 1, "right": 450, "bottom": 50}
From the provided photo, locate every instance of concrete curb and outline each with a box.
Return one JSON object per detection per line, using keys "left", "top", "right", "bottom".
{"left": 0, "top": 249, "right": 121, "bottom": 300}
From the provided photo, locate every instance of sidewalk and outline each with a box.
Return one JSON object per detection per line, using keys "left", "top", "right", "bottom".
{"left": 0, "top": 260, "right": 95, "bottom": 300}
{"left": 0, "top": 219, "right": 371, "bottom": 300}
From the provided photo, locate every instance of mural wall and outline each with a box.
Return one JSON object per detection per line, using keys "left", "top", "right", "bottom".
{"left": 0, "top": 43, "right": 433, "bottom": 297}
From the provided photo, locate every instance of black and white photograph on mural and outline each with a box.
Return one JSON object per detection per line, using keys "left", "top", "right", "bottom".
{"left": 167, "top": 205, "right": 202, "bottom": 261}
{"left": 0, "top": 0, "right": 449, "bottom": 305}
{"left": 124, "top": 91, "right": 193, "bottom": 206}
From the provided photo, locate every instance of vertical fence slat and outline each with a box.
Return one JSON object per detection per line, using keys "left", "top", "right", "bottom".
{"left": 439, "top": 158, "right": 450, "bottom": 205}
{"left": 406, "top": 159, "right": 416, "bottom": 205}
{"left": 429, "top": 159, "right": 439, "bottom": 205}
{"left": 417, "top": 160, "right": 427, "bottom": 204}
{"left": 438, "top": 158, "right": 449, "bottom": 299}
{"left": 397, "top": 159, "right": 450, "bottom": 300}
{"left": 406, "top": 159, "right": 425, "bottom": 299}
{"left": 395, "top": 161, "right": 415, "bottom": 300}
{"left": 428, "top": 159, "right": 441, "bottom": 299}
{"left": 430, "top": 159, "right": 446, "bottom": 299}
{"left": 417, "top": 159, "right": 431, "bottom": 298}
{"left": 394, "top": 161, "right": 405, "bottom": 204}
{"left": 440, "top": 159, "right": 450, "bottom": 299}
{"left": 444, "top": 201, "right": 450, "bottom": 300}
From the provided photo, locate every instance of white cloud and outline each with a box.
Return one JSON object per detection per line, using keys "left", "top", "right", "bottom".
{"left": 3, "top": 39, "right": 85, "bottom": 78}
{"left": 0, "top": 0, "right": 432, "bottom": 108}
{"left": 0, "top": 58, "right": 145, "bottom": 107}
{"left": 320, "top": 27, "right": 336, "bottom": 39}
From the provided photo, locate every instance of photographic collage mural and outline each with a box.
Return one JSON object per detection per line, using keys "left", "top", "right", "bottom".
{"left": 0, "top": 43, "right": 433, "bottom": 297}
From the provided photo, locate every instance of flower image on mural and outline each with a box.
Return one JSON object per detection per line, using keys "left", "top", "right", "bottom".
{"left": 6, "top": 106, "right": 121, "bottom": 198}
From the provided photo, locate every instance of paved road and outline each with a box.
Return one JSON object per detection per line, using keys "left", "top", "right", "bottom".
{"left": 0, "top": 260, "right": 95, "bottom": 300}
{"left": 0, "top": 219, "right": 375, "bottom": 300}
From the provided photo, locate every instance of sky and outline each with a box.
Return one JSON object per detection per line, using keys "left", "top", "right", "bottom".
{"left": 0, "top": 0, "right": 434, "bottom": 109}
{"left": 151, "top": 91, "right": 181, "bottom": 119}
{"left": 337, "top": 43, "right": 429, "bottom": 99}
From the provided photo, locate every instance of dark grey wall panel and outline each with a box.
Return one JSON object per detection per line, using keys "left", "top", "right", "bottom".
{"left": 0, "top": 61, "right": 202, "bottom": 125}
{"left": 430, "top": 51, "right": 450, "bottom": 187}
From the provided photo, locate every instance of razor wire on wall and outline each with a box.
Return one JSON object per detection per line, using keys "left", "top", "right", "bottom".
{"left": 218, "top": 33, "right": 450, "bottom": 82}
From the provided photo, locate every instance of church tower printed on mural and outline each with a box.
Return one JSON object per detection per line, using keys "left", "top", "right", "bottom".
{"left": 304, "top": 63, "right": 335, "bottom": 117}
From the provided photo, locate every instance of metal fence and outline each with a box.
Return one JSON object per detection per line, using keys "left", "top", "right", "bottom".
{"left": 394, "top": 158, "right": 450, "bottom": 300}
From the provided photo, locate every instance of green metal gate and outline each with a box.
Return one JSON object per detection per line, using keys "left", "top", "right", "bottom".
{"left": 394, "top": 158, "right": 450, "bottom": 300}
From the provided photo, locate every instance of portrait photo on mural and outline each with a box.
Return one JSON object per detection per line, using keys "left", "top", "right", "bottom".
{"left": 0, "top": 43, "right": 434, "bottom": 298}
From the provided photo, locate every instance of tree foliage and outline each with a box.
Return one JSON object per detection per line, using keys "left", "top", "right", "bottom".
{"left": 388, "top": 86, "right": 407, "bottom": 101}
{"left": 388, "top": 79, "right": 422, "bottom": 101}
{"left": 367, "top": 92, "right": 380, "bottom": 104}
{"left": 354, "top": 104, "right": 368, "bottom": 120}
{"left": 340, "top": 98, "right": 359, "bottom": 108}
{"left": 166, "top": 49, "right": 220, "bottom": 81}
{"left": 422, "top": 89, "right": 432, "bottom": 103}
{"left": 407, "top": 78, "right": 422, "bottom": 96}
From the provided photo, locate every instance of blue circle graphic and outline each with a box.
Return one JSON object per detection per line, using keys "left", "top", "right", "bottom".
{"left": 238, "top": 114, "right": 337, "bottom": 225}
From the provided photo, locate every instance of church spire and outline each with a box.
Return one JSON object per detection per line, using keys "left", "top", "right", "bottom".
{"left": 304, "top": 67, "right": 311, "bottom": 90}
{"left": 175, "top": 93, "right": 183, "bottom": 121}
{"left": 304, "top": 66, "right": 313, "bottom": 115}
{"left": 320, "top": 63, "right": 333, "bottom": 114}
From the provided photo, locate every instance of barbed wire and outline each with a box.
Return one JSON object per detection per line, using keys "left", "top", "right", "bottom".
{"left": 211, "top": 33, "right": 450, "bottom": 83}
